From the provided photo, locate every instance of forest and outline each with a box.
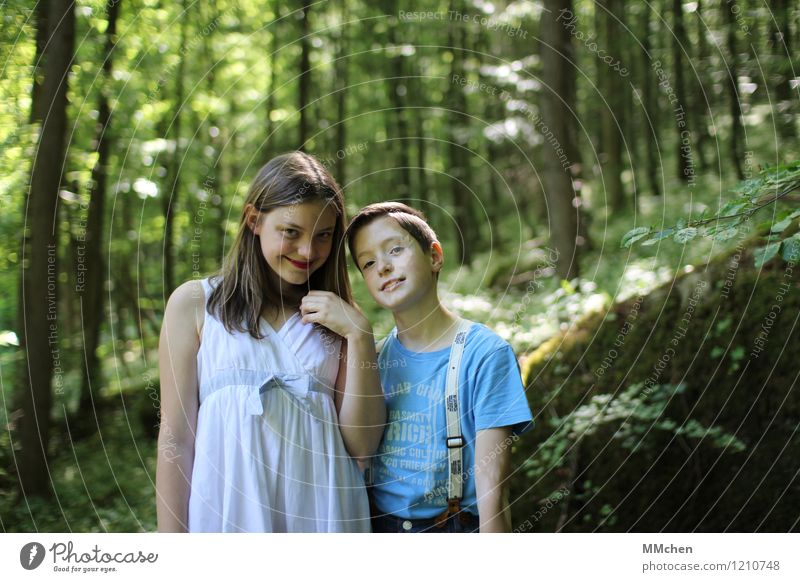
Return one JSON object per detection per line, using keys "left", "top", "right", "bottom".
{"left": 1, "top": 0, "right": 798, "bottom": 532}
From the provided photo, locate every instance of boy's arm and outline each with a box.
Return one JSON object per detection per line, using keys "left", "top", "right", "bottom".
{"left": 474, "top": 426, "right": 513, "bottom": 533}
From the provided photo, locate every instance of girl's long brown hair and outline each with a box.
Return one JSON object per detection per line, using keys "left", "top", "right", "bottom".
{"left": 207, "top": 152, "right": 352, "bottom": 338}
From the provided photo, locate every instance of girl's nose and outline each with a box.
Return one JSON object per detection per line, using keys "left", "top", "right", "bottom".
{"left": 297, "top": 241, "right": 312, "bottom": 259}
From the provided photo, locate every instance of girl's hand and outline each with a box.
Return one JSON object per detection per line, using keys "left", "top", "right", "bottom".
{"left": 300, "top": 291, "right": 372, "bottom": 340}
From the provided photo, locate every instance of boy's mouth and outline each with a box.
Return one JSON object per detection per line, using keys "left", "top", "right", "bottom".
{"left": 381, "top": 277, "right": 405, "bottom": 292}
{"left": 286, "top": 257, "right": 312, "bottom": 270}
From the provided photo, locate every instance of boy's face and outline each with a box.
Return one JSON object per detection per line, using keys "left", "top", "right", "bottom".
{"left": 352, "top": 216, "right": 442, "bottom": 313}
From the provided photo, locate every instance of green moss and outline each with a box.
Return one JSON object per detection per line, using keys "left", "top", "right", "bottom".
{"left": 513, "top": 239, "right": 800, "bottom": 532}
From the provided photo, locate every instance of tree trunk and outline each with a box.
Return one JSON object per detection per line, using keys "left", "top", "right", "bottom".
{"left": 414, "top": 96, "right": 428, "bottom": 206}
{"left": 640, "top": 3, "right": 661, "bottom": 197}
{"left": 723, "top": 2, "right": 745, "bottom": 180}
{"left": 387, "top": 0, "right": 411, "bottom": 199}
{"left": 770, "top": 0, "right": 796, "bottom": 141}
{"left": 540, "top": 0, "right": 580, "bottom": 280}
{"left": 672, "top": 0, "right": 694, "bottom": 183}
{"left": 17, "top": 0, "right": 51, "bottom": 413}
{"left": 77, "top": 0, "right": 120, "bottom": 421}
{"left": 596, "top": 0, "right": 625, "bottom": 211}
{"left": 263, "top": 5, "right": 279, "bottom": 164}
{"left": 692, "top": 0, "right": 711, "bottom": 171}
{"left": 476, "top": 27, "right": 503, "bottom": 241}
{"left": 163, "top": 0, "right": 188, "bottom": 297}
{"left": 29, "top": 0, "right": 49, "bottom": 124}
{"left": 18, "top": 0, "right": 75, "bottom": 499}
{"left": 298, "top": 2, "right": 311, "bottom": 149}
{"left": 446, "top": 0, "right": 475, "bottom": 265}
{"left": 335, "top": 0, "right": 348, "bottom": 186}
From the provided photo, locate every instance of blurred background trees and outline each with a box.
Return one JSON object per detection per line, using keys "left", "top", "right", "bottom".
{"left": 1, "top": 0, "right": 797, "bottom": 531}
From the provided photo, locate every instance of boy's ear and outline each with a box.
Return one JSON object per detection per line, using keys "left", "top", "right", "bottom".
{"left": 430, "top": 241, "right": 444, "bottom": 273}
{"left": 244, "top": 203, "right": 260, "bottom": 234}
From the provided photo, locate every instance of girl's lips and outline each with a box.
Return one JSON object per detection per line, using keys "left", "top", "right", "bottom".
{"left": 286, "top": 257, "right": 312, "bottom": 269}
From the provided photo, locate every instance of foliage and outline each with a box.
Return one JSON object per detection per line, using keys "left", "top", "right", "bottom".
{"left": 622, "top": 162, "right": 800, "bottom": 268}
{"left": 513, "top": 238, "right": 800, "bottom": 531}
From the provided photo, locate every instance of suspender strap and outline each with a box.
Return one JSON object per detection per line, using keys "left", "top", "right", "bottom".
{"left": 365, "top": 319, "right": 473, "bottom": 525}
{"left": 444, "top": 319, "right": 471, "bottom": 506}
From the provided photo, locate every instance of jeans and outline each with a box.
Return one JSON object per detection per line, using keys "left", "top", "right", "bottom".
{"left": 371, "top": 510, "right": 480, "bottom": 533}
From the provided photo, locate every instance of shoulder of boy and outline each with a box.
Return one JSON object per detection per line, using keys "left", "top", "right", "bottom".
{"left": 465, "top": 322, "right": 510, "bottom": 355}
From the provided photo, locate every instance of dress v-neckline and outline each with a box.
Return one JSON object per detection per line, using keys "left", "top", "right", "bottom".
{"left": 260, "top": 311, "right": 301, "bottom": 338}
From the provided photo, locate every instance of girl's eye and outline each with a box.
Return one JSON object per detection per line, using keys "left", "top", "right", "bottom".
{"left": 317, "top": 232, "right": 333, "bottom": 241}
{"left": 362, "top": 260, "right": 375, "bottom": 270}
{"left": 283, "top": 228, "right": 299, "bottom": 237}
{"left": 390, "top": 246, "right": 403, "bottom": 255}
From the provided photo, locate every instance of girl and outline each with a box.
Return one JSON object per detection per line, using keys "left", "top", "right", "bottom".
{"left": 156, "top": 152, "right": 385, "bottom": 532}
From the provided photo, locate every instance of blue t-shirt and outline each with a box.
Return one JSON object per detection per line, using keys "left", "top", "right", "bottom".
{"left": 370, "top": 321, "right": 534, "bottom": 520}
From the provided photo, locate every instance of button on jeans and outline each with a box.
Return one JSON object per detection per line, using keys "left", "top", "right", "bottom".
{"left": 371, "top": 511, "right": 480, "bottom": 533}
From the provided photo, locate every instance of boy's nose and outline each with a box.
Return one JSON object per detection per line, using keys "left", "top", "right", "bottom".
{"left": 377, "top": 259, "right": 392, "bottom": 276}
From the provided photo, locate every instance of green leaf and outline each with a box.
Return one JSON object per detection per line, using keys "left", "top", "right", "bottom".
{"left": 713, "top": 226, "right": 740, "bottom": 241}
{"left": 621, "top": 226, "right": 651, "bottom": 248}
{"left": 770, "top": 216, "right": 794, "bottom": 233}
{"left": 753, "top": 241, "right": 782, "bottom": 267}
{"left": 781, "top": 234, "right": 800, "bottom": 262}
{"left": 641, "top": 228, "right": 675, "bottom": 246}
{"left": 719, "top": 201, "right": 747, "bottom": 217}
{"left": 674, "top": 227, "right": 698, "bottom": 244}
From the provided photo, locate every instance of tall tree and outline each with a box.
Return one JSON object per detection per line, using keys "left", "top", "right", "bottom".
{"left": 17, "top": 0, "right": 51, "bottom": 408}
{"left": 477, "top": 28, "right": 503, "bottom": 237}
{"left": 672, "top": 0, "right": 694, "bottom": 183}
{"left": 162, "top": 0, "right": 189, "bottom": 296}
{"left": 413, "top": 74, "right": 428, "bottom": 207}
{"left": 596, "top": 0, "right": 625, "bottom": 211}
{"left": 298, "top": 2, "right": 311, "bottom": 149}
{"left": 335, "top": 0, "right": 349, "bottom": 186}
{"left": 386, "top": 1, "right": 411, "bottom": 199}
{"left": 723, "top": 1, "right": 745, "bottom": 179}
{"left": 18, "top": 0, "right": 75, "bottom": 498}
{"left": 29, "top": 0, "right": 48, "bottom": 124}
{"left": 77, "top": 0, "right": 121, "bottom": 420}
{"left": 770, "top": 0, "right": 796, "bottom": 142}
{"left": 639, "top": 2, "right": 661, "bottom": 196}
{"left": 692, "top": 0, "right": 711, "bottom": 171}
{"left": 540, "top": 0, "right": 580, "bottom": 280}
{"left": 445, "top": 0, "right": 476, "bottom": 264}
{"left": 263, "top": 5, "right": 280, "bottom": 163}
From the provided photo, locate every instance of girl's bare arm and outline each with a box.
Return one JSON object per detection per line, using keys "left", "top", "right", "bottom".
{"left": 156, "top": 281, "right": 204, "bottom": 532}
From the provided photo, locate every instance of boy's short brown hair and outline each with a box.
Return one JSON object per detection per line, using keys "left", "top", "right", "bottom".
{"left": 346, "top": 202, "right": 439, "bottom": 269}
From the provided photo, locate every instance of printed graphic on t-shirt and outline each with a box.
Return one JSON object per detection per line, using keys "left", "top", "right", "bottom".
{"left": 375, "top": 376, "right": 448, "bottom": 502}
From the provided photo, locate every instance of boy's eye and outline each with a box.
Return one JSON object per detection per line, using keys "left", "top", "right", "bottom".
{"left": 389, "top": 246, "right": 403, "bottom": 255}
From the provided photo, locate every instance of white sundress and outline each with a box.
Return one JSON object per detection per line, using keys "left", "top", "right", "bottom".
{"left": 187, "top": 278, "right": 371, "bottom": 532}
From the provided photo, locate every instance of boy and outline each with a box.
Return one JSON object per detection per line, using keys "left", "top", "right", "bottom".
{"left": 346, "top": 202, "right": 533, "bottom": 533}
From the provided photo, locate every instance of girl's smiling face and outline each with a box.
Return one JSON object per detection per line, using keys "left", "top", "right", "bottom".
{"left": 353, "top": 216, "right": 442, "bottom": 312}
{"left": 247, "top": 199, "right": 338, "bottom": 287}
